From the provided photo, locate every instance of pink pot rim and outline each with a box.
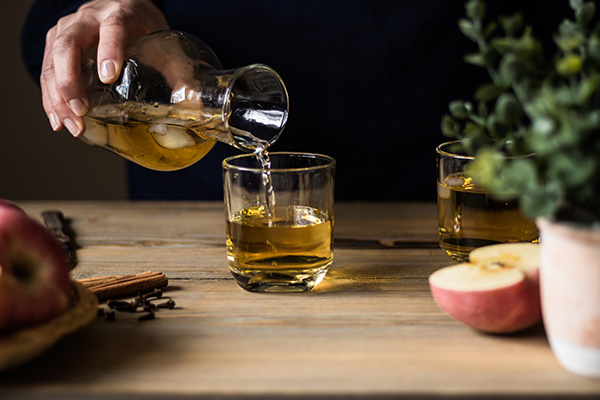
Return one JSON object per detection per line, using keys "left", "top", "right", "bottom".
{"left": 537, "top": 218, "right": 600, "bottom": 245}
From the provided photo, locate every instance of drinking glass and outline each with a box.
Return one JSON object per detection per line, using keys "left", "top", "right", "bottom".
{"left": 436, "top": 141, "right": 539, "bottom": 262}
{"left": 223, "top": 152, "right": 335, "bottom": 292}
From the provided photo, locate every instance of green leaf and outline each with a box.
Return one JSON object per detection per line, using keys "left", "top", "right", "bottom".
{"left": 553, "top": 85, "right": 577, "bottom": 106}
{"left": 500, "top": 14, "right": 524, "bottom": 36}
{"left": 463, "top": 121, "right": 486, "bottom": 137}
{"left": 441, "top": 114, "right": 460, "bottom": 137}
{"left": 464, "top": 53, "right": 486, "bottom": 67}
{"left": 467, "top": 148, "right": 504, "bottom": 184}
{"left": 465, "top": 0, "right": 486, "bottom": 20}
{"left": 449, "top": 100, "right": 469, "bottom": 119}
{"left": 499, "top": 54, "right": 526, "bottom": 84}
{"left": 485, "top": 114, "right": 509, "bottom": 139}
{"left": 463, "top": 137, "right": 485, "bottom": 155}
{"left": 477, "top": 101, "right": 489, "bottom": 119}
{"left": 548, "top": 150, "right": 596, "bottom": 187}
{"left": 459, "top": 19, "right": 479, "bottom": 42}
{"left": 491, "top": 37, "right": 515, "bottom": 53}
{"left": 531, "top": 116, "right": 556, "bottom": 136}
{"left": 502, "top": 157, "right": 538, "bottom": 192}
{"left": 520, "top": 190, "right": 558, "bottom": 219}
{"left": 578, "top": 74, "right": 600, "bottom": 103}
{"left": 555, "top": 21, "right": 585, "bottom": 51}
{"left": 495, "top": 93, "right": 523, "bottom": 125}
{"left": 556, "top": 54, "right": 583, "bottom": 75}
{"left": 475, "top": 83, "right": 504, "bottom": 102}
{"left": 588, "top": 35, "right": 600, "bottom": 62}
{"left": 570, "top": 0, "right": 584, "bottom": 10}
{"left": 576, "top": 2, "right": 596, "bottom": 25}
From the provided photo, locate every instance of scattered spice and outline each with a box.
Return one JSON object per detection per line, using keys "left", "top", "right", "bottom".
{"left": 155, "top": 299, "right": 176, "bottom": 309}
{"left": 98, "top": 287, "right": 177, "bottom": 322}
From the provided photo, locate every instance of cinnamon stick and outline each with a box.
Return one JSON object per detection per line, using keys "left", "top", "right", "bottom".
{"left": 77, "top": 271, "right": 168, "bottom": 301}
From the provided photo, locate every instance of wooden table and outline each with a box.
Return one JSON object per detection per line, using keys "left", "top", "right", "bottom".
{"left": 2, "top": 201, "right": 600, "bottom": 399}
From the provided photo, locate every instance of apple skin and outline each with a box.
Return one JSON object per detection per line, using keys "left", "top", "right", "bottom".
{"left": 0, "top": 201, "right": 72, "bottom": 334}
{"left": 429, "top": 243, "right": 541, "bottom": 334}
{"left": 0, "top": 199, "right": 26, "bottom": 214}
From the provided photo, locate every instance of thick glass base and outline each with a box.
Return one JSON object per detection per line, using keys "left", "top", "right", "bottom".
{"left": 228, "top": 265, "right": 330, "bottom": 293}
{"left": 439, "top": 237, "right": 503, "bottom": 263}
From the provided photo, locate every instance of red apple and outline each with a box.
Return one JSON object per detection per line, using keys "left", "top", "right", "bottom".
{"left": 429, "top": 243, "right": 541, "bottom": 333}
{"left": 0, "top": 200, "right": 72, "bottom": 334}
{"left": 0, "top": 199, "right": 25, "bottom": 214}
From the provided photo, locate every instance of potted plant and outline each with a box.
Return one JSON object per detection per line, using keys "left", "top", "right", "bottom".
{"left": 441, "top": 0, "right": 600, "bottom": 378}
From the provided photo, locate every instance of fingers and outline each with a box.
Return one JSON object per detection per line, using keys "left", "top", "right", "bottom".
{"left": 41, "top": 28, "right": 62, "bottom": 132}
{"left": 52, "top": 25, "right": 92, "bottom": 113}
{"left": 39, "top": 0, "right": 170, "bottom": 137}
{"left": 97, "top": 13, "right": 132, "bottom": 83}
{"left": 44, "top": 21, "right": 96, "bottom": 136}
{"left": 41, "top": 26, "right": 86, "bottom": 136}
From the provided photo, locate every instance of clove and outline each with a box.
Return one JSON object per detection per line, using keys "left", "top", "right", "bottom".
{"left": 155, "top": 298, "right": 176, "bottom": 309}
{"left": 107, "top": 299, "right": 138, "bottom": 312}
{"left": 140, "top": 288, "right": 163, "bottom": 301}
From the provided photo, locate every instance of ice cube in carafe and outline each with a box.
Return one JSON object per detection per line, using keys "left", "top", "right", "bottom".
{"left": 148, "top": 123, "right": 196, "bottom": 149}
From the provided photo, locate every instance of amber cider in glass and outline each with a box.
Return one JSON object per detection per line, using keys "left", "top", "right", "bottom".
{"left": 437, "top": 173, "right": 539, "bottom": 262}
{"left": 226, "top": 204, "right": 333, "bottom": 292}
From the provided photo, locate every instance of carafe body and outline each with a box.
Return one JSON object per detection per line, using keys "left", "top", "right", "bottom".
{"left": 80, "top": 31, "right": 289, "bottom": 171}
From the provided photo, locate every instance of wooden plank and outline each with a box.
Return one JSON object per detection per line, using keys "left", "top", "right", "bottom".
{"left": 0, "top": 201, "right": 598, "bottom": 399}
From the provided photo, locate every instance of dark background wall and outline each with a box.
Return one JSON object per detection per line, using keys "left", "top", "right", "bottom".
{"left": 1, "top": 0, "right": 127, "bottom": 200}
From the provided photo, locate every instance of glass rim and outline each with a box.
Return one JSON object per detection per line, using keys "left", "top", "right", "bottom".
{"left": 436, "top": 140, "right": 474, "bottom": 160}
{"left": 436, "top": 140, "right": 535, "bottom": 160}
{"left": 222, "top": 151, "right": 336, "bottom": 173}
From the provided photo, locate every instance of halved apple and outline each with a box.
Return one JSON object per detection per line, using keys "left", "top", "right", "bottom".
{"left": 429, "top": 243, "right": 541, "bottom": 333}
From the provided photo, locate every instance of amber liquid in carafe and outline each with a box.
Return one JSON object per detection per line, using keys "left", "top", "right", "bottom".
{"left": 81, "top": 102, "right": 273, "bottom": 171}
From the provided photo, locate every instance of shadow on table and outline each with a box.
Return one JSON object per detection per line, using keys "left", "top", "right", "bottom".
{"left": 0, "top": 287, "right": 189, "bottom": 386}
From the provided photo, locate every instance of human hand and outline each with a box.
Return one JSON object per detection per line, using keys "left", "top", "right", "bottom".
{"left": 41, "top": 0, "right": 169, "bottom": 136}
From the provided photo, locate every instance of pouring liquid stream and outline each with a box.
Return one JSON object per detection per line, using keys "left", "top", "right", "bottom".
{"left": 254, "top": 146, "right": 275, "bottom": 221}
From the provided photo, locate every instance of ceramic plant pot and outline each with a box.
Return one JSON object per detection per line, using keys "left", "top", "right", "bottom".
{"left": 538, "top": 218, "right": 600, "bottom": 378}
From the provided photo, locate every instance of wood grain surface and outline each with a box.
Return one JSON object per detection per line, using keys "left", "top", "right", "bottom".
{"left": 1, "top": 201, "right": 599, "bottom": 399}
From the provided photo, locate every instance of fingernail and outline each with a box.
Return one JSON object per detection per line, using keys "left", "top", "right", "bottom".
{"left": 100, "top": 60, "right": 117, "bottom": 82}
{"left": 49, "top": 113, "right": 60, "bottom": 131}
{"left": 63, "top": 118, "right": 82, "bottom": 137}
{"left": 69, "top": 98, "right": 88, "bottom": 117}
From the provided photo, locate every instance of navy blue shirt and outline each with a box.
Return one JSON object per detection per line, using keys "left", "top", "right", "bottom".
{"left": 22, "top": 0, "right": 564, "bottom": 201}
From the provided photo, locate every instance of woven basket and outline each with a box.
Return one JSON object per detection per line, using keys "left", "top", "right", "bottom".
{"left": 0, "top": 281, "right": 98, "bottom": 371}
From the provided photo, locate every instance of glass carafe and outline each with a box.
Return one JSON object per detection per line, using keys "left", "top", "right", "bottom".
{"left": 80, "top": 30, "right": 289, "bottom": 171}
